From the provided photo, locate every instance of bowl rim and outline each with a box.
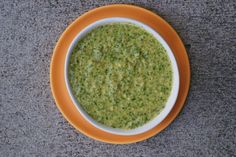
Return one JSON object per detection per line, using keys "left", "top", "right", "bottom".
{"left": 64, "top": 17, "right": 180, "bottom": 136}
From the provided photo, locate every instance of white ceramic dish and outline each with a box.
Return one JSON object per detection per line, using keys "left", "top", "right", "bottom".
{"left": 65, "top": 17, "right": 179, "bottom": 136}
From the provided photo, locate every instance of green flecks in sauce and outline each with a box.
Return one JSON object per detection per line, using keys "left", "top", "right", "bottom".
{"left": 69, "top": 23, "right": 172, "bottom": 129}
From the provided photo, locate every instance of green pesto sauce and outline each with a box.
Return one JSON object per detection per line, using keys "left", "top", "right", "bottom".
{"left": 69, "top": 23, "right": 172, "bottom": 129}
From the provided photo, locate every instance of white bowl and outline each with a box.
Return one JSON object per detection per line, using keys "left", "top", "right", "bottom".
{"left": 65, "top": 17, "right": 179, "bottom": 136}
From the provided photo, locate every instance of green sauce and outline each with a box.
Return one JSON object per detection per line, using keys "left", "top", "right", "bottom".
{"left": 69, "top": 23, "right": 172, "bottom": 129}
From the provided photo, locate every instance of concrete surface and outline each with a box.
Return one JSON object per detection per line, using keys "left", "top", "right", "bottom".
{"left": 0, "top": 0, "right": 235, "bottom": 156}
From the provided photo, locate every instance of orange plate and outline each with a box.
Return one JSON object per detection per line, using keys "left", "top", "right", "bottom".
{"left": 50, "top": 4, "right": 190, "bottom": 144}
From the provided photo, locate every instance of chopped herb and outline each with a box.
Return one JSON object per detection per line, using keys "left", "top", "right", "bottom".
{"left": 69, "top": 23, "right": 172, "bottom": 129}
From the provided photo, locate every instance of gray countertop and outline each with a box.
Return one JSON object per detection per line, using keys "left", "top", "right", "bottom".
{"left": 1, "top": 0, "right": 235, "bottom": 156}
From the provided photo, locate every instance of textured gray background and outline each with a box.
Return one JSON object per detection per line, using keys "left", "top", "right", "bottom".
{"left": 0, "top": 0, "right": 235, "bottom": 156}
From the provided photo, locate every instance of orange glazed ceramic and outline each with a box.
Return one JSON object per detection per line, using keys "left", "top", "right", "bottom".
{"left": 50, "top": 4, "right": 190, "bottom": 144}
